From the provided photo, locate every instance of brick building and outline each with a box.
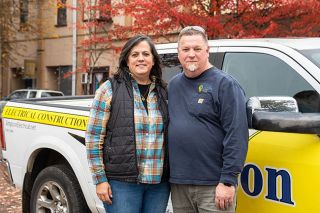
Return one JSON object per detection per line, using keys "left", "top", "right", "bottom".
{"left": 0, "top": 0, "right": 136, "bottom": 97}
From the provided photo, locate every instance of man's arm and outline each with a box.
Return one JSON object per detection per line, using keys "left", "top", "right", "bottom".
{"left": 218, "top": 76, "right": 249, "bottom": 185}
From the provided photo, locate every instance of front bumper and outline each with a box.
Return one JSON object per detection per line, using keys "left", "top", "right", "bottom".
{"left": 0, "top": 158, "right": 14, "bottom": 186}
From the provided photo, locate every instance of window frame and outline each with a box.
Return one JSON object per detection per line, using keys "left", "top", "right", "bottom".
{"left": 82, "top": 0, "right": 112, "bottom": 22}
{"left": 56, "top": 0, "right": 67, "bottom": 27}
{"left": 29, "top": 91, "right": 37, "bottom": 98}
{"left": 20, "top": 0, "right": 29, "bottom": 25}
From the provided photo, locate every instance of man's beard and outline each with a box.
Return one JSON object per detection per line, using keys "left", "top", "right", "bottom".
{"left": 186, "top": 63, "right": 198, "bottom": 72}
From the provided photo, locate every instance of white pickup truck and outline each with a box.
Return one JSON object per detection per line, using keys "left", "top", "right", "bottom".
{"left": 1, "top": 38, "right": 320, "bottom": 213}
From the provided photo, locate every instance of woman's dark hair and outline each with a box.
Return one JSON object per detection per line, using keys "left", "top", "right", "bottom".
{"left": 114, "top": 35, "right": 163, "bottom": 84}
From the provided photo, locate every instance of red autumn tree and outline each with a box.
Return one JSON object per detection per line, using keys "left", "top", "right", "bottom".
{"left": 113, "top": 0, "right": 320, "bottom": 38}
{"left": 75, "top": 0, "right": 114, "bottom": 94}
{"left": 77, "top": 0, "right": 320, "bottom": 94}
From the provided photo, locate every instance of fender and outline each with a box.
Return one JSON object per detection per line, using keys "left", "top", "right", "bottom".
{"left": 240, "top": 163, "right": 295, "bottom": 206}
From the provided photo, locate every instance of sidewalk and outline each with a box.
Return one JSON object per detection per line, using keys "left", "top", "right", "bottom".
{"left": 0, "top": 164, "right": 22, "bottom": 213}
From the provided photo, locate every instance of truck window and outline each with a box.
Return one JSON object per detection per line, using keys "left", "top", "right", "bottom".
{"left": 41, "top": 92, "right": 63, "bottom": 97}
{"left": 222, "top": 52, "right": 320, "bottom": 113}
{"left": 160, "top": 53, "right": 220, "bottom": 83}
{"left": 160, "top": 53, "right": 183, "bottom": 83}
{"left": 29, "top": 91, "right": 37, "bottom": 98}
{"left": 9, "top": 91, "right": 28, "bottom": 99}
{"left": 299, "top": 49, "right": 320, "bottom": 69}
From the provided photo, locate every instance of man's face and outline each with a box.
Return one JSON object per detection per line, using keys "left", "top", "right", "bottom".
{"left": 178, "top": 35, "right": 210, "bottom": 77}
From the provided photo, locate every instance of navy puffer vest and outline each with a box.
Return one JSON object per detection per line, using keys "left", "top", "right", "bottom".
{"left": 103, "top": 75, "right": 169, "bottom": 182}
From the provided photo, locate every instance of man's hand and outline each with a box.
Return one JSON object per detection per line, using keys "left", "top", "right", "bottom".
{"left": 96, "top": 182, "right": 113, "bottom": 204}
{"left": 215, "top": 183, "right": 235, "bottom": 210}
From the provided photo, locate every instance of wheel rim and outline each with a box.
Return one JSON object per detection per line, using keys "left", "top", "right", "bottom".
{"left": 35, "top": 180, "right": 69, "bottom": 213}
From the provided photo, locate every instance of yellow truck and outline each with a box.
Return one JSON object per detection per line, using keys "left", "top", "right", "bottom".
{"left": 0, "top": 38, "right": 319, "bottom": 212}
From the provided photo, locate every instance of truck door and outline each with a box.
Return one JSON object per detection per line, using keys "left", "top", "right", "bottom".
{"left": 216, "top": 47, "right": 320, "bottom": 213}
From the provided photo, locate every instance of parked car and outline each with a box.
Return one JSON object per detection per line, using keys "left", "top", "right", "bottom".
{"left": 0, "top": 89, "right": 64, "bottom": 115}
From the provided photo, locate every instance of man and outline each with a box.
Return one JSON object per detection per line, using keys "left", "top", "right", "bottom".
{"left": 168, "top": 26, "right": 249, "bottom": 213}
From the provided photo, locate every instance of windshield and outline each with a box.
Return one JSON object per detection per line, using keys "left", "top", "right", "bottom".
{"left": 299, "top": 49, "right": 320, "bottom": 69}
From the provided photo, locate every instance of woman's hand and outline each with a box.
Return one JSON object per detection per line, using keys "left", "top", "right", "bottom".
{"left": 96, "top": 182, "right": 113, "bottom": 204}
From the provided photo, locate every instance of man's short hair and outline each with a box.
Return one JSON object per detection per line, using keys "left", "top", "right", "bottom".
{"left": 178, "top": 26, "right": 208, "bottom": 45}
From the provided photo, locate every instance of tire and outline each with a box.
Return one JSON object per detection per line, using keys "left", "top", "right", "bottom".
{"left": 30, "top": 164, "right": 90, "bottom": 213}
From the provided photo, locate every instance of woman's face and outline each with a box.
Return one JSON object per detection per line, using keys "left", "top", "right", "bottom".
{"left": 127, "top": 41, "right": 154, "bottom": 81}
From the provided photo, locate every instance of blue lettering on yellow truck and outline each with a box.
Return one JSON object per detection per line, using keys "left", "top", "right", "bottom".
{"left": 240, "top": 163, "right": 295, "bottom": 206}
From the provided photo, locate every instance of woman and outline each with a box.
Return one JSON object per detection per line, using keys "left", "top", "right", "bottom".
{"left": 85, "top": 35, "right": 169, "bottom": 213}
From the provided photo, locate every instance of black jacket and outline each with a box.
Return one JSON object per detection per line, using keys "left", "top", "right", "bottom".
{"left": 103, "top": 74, "right": 169, "bottom": 182}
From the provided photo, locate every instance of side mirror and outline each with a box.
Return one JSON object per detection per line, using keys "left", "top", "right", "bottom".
{"left": 246, "top": 96, "right": 298, "bottom": 128}
{"left": 246, "top": 96, "right": 320, "bottom": 134}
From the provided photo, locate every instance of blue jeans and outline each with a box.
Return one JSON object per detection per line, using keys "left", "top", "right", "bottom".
{"left": 103, "top": 180, "right": 170, "bottom": 213}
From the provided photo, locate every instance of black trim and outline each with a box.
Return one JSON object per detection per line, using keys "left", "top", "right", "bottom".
{"left": 68, "top": 132, "right": 85, "bottom": 146}
{"left": 211, "top": 52, "right": 225, "bottom": 69}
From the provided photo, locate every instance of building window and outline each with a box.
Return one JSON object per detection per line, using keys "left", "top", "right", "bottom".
{"left": 57, "top": 0, "right": 67, "bottom": 26}
{"left": 99, "top": 0, "right": 112, "bottom": 21}
{"left": 20, "top": 0, "right": 29, "bottom": 24}
{"left": 90, "top": 67, "right": 109, "bottom": 94}
{"left": 83, "top": 0, "right": 112, "bottom": 22}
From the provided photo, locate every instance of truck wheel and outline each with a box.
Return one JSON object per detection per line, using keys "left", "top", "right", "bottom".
{"left": 30, "top": 164, "right": 90, "bottom": 213}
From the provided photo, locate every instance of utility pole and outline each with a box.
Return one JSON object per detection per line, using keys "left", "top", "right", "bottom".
{"left": 72, "top": 0, "right": 77, "bottom": 96}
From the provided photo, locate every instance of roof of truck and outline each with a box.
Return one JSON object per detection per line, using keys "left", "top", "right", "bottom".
{"left": 156, "top": 37, "right": 320, "bottom": 51}
{"left": 13, "top": 89, "right": 64, "bottom": 94}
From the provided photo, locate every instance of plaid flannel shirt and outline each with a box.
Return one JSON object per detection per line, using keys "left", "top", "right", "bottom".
{"left": 85, "top": 79, "right": 165, "bottom": 185}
